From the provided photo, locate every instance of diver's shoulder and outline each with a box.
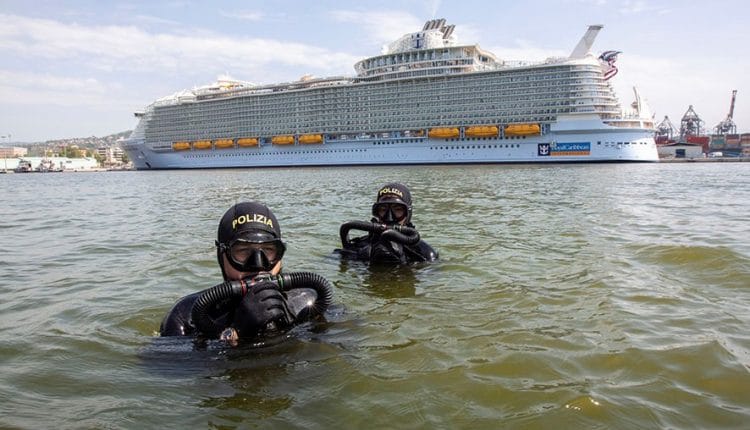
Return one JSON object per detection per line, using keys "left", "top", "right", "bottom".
{"left": 418, "top": 239, "right": 439, "bottom": 261}
{"left": 160, "top": 292, "right": 202, "bottom": 336}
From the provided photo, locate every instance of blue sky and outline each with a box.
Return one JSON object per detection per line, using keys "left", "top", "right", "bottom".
{"left": 1, "top": 0, "right": 748, "bottom": 142}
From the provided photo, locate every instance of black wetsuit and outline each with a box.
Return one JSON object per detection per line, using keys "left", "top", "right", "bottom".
{"left": 160, "top": 290, "right": 231, "bottom": 337}
{"left": 160, "top": 283, "right": 319, "bottom": 337}
{"left": 339, "top": 222, "right": 438, "bottom": 263}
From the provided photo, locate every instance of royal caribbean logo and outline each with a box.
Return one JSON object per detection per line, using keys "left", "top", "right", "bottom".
{"left": 539, "top": 142, "right": 590, "bottom": 157}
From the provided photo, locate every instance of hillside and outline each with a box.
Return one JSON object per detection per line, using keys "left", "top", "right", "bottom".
{"left": 43, "top": 130, "right": 132, "bottom": 149}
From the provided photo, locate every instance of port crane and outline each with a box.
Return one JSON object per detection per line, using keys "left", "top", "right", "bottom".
{"left": 654, "top": 115, "right": 678, "bottom": 143}
{"left": 679, "top": 105, "right": 705, "bottom": 141}
{"left": 713, "top": 90, "right": 738, "bottom": 134}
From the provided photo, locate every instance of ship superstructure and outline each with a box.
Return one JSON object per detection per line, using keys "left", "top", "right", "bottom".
{"left": 122, "top": 19, "right": 658, "bottom": 169}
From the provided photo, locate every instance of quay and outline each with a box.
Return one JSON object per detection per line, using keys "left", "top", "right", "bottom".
{"left": 659, "top": 157, "right": 749, "bottom": 163}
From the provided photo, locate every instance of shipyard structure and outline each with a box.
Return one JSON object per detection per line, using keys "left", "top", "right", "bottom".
{"left": 655, "top": 90, "right": 749, "bottom": 158}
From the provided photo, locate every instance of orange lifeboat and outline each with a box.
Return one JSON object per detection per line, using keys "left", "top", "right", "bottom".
{"left": 465, "top": 125, "right": 499, "bottom": 137}
{"left": 271, "top": 135, "right": 295, "bottom": 145}
{"left": 193, "top": 140, "right": 212, "bottom": 150}
{"left": 428, "top": 127, "right": 460, "bottom": 139}
{"left": 237, "top": 137, "right": 259, "bottom": 147}
{"left": 298, "top": 134, "right": 323, "bottom": 144}
{"left": 172, "top": 141, "right": 191, "bottom": 151}
{"left": 504, "top": 123, "right": 541, "bottom": 136}
{"left": 214, "top": 138, "right": 234, "bottom": 149}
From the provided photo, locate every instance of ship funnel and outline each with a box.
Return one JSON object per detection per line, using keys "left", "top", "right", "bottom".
{"left": 569, "top": 24, "right": 603, "bottom": 59}
{"left": 443, "top": 24, "right": 455, "bottom": 39}
{"left": 422, "top": 18, "right": 447, "bottom": 31}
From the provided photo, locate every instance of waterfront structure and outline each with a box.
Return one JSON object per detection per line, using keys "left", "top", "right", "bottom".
{"left": 96, "top": 145, "right": 125, "bottom": 165}
{"left": 657, "top": 142, "right": 704, "bottom": 159}
{"left": 709, "top": 133, "right": 750, "bottom": 157}
{"left": 1, "top": 157, "right": 99, "bottom": 172}
{"left": 0, "top": 147, "right": 28, "bottom": 158}
{"left": 121, "top": 19, "right": 659, "bottom": 170}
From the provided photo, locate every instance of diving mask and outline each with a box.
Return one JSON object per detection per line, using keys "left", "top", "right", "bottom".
{"left": 372, "top": 202, "right": 408, "bottom": 224}
{"left": 219, "top": 231, "right": 286, "bottom": 273}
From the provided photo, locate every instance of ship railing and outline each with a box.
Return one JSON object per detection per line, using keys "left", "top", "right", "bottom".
{"left": 495, "top": 58, "right": 569, "bottom": 69}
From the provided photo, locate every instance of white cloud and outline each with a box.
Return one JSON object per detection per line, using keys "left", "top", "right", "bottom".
{"left": 218, "top": 9, "right": 264, "bottom": 21}
{"left": 427, "top": 0, "right": 443, "bottom": 18}
{"left": 0, "top": 70, "right": 106, "bottom": 93}
{"left": 0, "top": 11, "right": 368, "bottom": 139}
{"left": 563, "top": 0, "right": 608, "bottom": 7}
{"left": 618, "top": 0, "right": 671, "bottom": 15}
{"left": 330, "top": 10, "right": 423, "bottom": 46}
{"left": 329, "top": 10, "right": 491, "bottom": 56}
{"left": 134, "top": 14, "right": 181, "bottom": 26}
{"left": 0, "top": 69, "right": 132, "bottom": 107}
{"left": 0, "top": 13, "right": 359, "bottom": 77}
{"left": 611, "top": 53, "right": 747, "bottom": 127}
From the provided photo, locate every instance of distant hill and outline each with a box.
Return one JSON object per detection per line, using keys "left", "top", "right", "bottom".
{"left": 3, "top": 131, "right": 133, "bottom": 157}
{"left": 3, "top": 131, "right": 132, "bottom": 151}
{"left": 43, "top": 130, "right": 132, "bottom": 148}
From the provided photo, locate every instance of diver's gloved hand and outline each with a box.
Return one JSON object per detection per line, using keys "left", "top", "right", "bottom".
{"left": 232, "top": 280, "right": 295, "bottom": 338}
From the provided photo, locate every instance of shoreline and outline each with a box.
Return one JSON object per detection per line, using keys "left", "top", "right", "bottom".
{"left": 1, "top": 167, "right": 132, "bottom": 173}
{"left": 2, "top": 158, "right": 747, "bottom": 173}
{"left": 658, "top": 157, "right": 749, "bottom": 163}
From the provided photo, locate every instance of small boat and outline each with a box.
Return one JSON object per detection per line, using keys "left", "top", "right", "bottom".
{"left": 504, "top": 123, "right": 541, "bottom": 136}
{"left": 298, "top": 134, "right": 323, "bottom": 144}
{"left": 172, "top": 141, "right": 191, "bottom": 151}
{"left": 271, "top": 135, "right": 295, "bottom": 145}
{"left": 193, "top": 140, "right": 212, "bottom": 150}
{"left": 14, "top": 159, "right": 33, "bottom": 173}
{"left": 214, "top": 138, "right": 234, "bottom": 149}
{"left": 36, "top": 158, "right": 60, "bottom": 172}
{"left": 237, "top": 137, "right": 259, "bottom": 147}
{"left": 427, "top": 127, "right": 460, "bottom": 139}
{"left": 465, "top": 125, "right": 498, "bottom": 137}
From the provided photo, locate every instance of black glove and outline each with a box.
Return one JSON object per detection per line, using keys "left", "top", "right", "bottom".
{"left": 232, "top": 280, "right": 295, "bottom": 338}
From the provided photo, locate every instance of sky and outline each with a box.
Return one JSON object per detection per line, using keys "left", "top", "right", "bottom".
{"left": 1, "top": 0, "right": 748, "bottom": 143}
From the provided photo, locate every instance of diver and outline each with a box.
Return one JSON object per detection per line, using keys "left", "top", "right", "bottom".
{"left": 338, "top": 182, "right": 438, "bottom": 264}
{"left": 160, "top": 201, "right": 333, "bottom": 342}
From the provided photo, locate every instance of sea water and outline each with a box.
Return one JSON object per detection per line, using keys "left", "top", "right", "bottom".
{"left": 1, "top": 163, "right": 749, "bottom": 428}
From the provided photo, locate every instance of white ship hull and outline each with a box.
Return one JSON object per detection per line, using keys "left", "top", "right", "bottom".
{"left": 124, "top": 119, "right": 658, "bottom": 169}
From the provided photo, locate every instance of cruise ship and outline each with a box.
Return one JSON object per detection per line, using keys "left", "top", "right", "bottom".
{"left": 121, "top": 19, "right": 659, "bottom": 169}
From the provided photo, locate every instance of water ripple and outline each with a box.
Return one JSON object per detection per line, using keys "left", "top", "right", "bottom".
{"left": 1, "top": 165, "right": 750, "bottom": 428}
